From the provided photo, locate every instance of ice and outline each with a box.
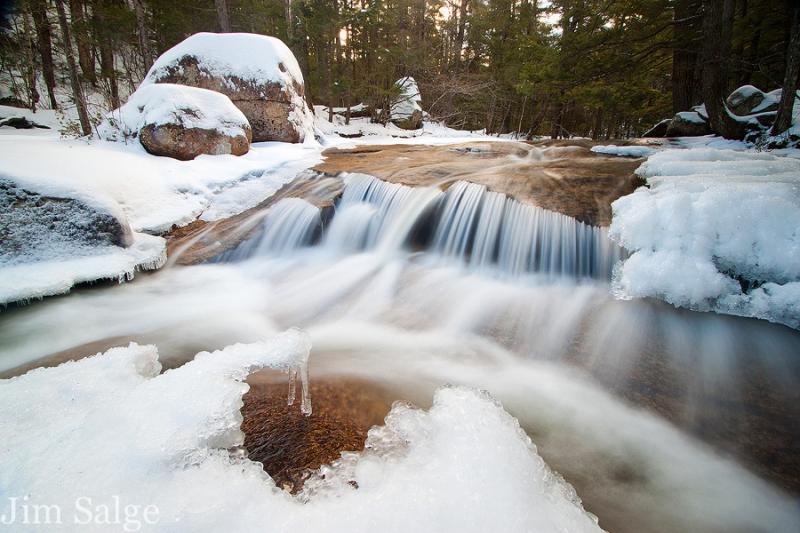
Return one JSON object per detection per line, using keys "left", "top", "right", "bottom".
{"left": 0, "top": 233, "right": 166, "bottom": 305}
{"left": 610, "top": 146, "right": 800, "bottom": 327}
{"left": 0, "top": 332, "right": 605, "bottom": 533}
{"left": 98, "top": 83, "right": 250, "bottom": 141}
{"left": 590, "top": 145, "right": 656, "bottom": 158}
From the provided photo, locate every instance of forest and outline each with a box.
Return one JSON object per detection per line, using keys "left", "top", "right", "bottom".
{"left": 0, "top": 0, "right": 798, "bottom": 139}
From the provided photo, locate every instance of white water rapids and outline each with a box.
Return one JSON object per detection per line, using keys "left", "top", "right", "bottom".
{"left": 1, "top": 174, "right": 798, "bottom": 533}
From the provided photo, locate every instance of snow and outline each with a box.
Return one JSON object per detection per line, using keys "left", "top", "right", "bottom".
{"left": 0, "top": 333, "right": 603, "bottom": 533}
{"left": 97, "top": 84, "right": 250, "bottom": 141}
{"left": 0, "top": 105, "right": 61, "bottom": 136}
{"left": 142, "top": 32, "right": 304, "bottom": 89}
{"left": 0, "top": 233, "right": 166, "bottom": 305}
{"left": 610, "top": 146, "right": 800, "bottom": 328}
{"left": 675, "top": 111, "right": 705, "bottom": 124}
{"left": 0, "top": 136, "right": 322, "bottom": 233}
{"left": 391, "top": 77, "right": 422, "bottom": 121}
{"left": 590, "top": 145, "right": 656, "bottom": 158}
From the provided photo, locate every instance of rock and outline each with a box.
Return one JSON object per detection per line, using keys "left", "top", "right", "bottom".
{"left": 141, "top": 32, "right": 314, "bottom": 143}
{"left": 665, "top": 111, "right": 712, "bottom": 137}
{"left": 139, "top": 122, "right": 250, "bottom": 161}
{"left": 0, "top": 177, "right": 133, "bottom": 265}
{"left": 98, "top": 84, "right": 251, "bottom": 161}
{"left": 0, "top": 116, "right": 50, "bottom": 129}
{"left": 642, "top": 119, "right": 671, "bottom": 138}
{"left": 726, "top": 85, "right": 767, "bottom": 116}
{"left": 390, "top": 77, "right": 423, "bottom": 130}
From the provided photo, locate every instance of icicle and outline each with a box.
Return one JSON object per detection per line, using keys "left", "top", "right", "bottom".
{"left": 287, "top": 366, "right": 297, "bottom": 406}
{"left": 299, "top": 356, "right": 312, "bottom": 416}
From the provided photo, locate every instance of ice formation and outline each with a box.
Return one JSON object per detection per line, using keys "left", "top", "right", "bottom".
{"left": 0, "top": 331, "right": 607, "bottom": 533}
{"left": 590, "top": 145, "right": 656, "bottom": 158}
{"left": 610, "top": 146, "right": 800, "bottom": 328}
{"left": 97, "top": 83, "right": 251, "bottom": 141}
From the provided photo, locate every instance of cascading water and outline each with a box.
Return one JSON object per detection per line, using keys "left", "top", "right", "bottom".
{"left": 219, "top": 198, "right": 322, "bottom": 261}
{"left": 320, "top": 173, "right": 622, "bottom": 280}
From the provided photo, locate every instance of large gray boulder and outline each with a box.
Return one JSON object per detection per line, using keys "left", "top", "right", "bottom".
{"left": 141, "top": 33, "right": 314, "bottom": 143}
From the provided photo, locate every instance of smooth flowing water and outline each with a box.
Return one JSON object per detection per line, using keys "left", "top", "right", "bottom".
{"left": 1, "top": 174, "right": 798, "bottom": 533}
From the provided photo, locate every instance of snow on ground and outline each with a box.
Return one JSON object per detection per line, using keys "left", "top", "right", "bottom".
{"left": 0, "top": 135, "right": 322, "bottom": 233}
{"left": 590, "top": 144, "right": 656, "bottom": 158}
{"left": 610, "top": 145, "right": 800, "bottom": 329}
{"left": 0, "top": 330, "right": 603, "bottom": 533}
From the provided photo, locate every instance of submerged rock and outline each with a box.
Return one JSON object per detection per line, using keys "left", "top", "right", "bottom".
{"left": 141, "top": 32, "right": 314, "bottom": 143}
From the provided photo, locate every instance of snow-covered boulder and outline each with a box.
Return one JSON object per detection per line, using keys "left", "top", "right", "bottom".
{"left": 141, "top": 32, "right": 314, "bottom": 143}
{"left": 725, "top": 85, "right": 780, "bottom": 116}
{"left": 390, "top": 77, "right": 423, "bottom": 130}
{"left": 665, "top": 111, "right": 711, "bottom": 137}
{"left": 0, "top": 175, "right": 166, "bottom": 304}
{"left": 0, "top": 176, "right": 133, "bottom": 262}
{"left": 99, "top": 84, "right": 251, "bottom": 161}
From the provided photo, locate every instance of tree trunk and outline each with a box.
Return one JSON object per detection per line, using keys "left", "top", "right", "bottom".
{"left": 21, "top": 13, "right": 40, "bottom": 111}
{"left": 69, "top": 0, "right": 95, "bottom": 84}
{"left": 132, "top": 0, "right": 152, "bottom": 71}
{"left": 771, "top": 3, "right": 800, "bottom": 135}
{"left": 215, "top": 0, "right": 232, "bottom": 32}
{"left": 672, "top": 0, "right": 701, "bottom": 113}
{"left": 95, "top": 0, "right": 119, "bottom": 109}
{"left": 284, "top": 0, "right": 293, "bottom": 41}
{"left": 29, "top": 0, "right": 58, "bottom": 109}
{"left": 701, "top": 0, "right": 747, "bottom": 139}
{"left": 454, "top": 0, "right": 469, "bottom": 68}
{"left": 54, "top": 0, "right": 92, "bottom": 135}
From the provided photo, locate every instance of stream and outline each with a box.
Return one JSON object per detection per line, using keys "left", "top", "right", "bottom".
{"left": 1, "top": 172, "right": 799, "bottom": 533}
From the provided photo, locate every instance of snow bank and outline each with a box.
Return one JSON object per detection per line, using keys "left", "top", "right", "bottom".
{"left": 98, "top": 84, "right": 250, "bottom": 141}
{"left": 0, "top": 332, "right": 602, "bottom": 532}
{"left": 0, "top": 233, "right": 166, "bottom": 305}
{"left": 591, "top": 145, "right": 656, "bottom": 158}
{"left": 0, "top": 136, "right": 322, "bottom": 233}
{"left": 142, "top": 32, "right": 304, "bottom": 89}
{"left": 610, "top": 147, "right": 800, "bottom": 328}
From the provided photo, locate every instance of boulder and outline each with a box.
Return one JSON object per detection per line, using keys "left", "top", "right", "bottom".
{"left": 98, "top": 84, "right": 251, "bottom": 161}
{"left": 141, "top": 32, "right": 314, "bottom": 143}
{"left": 665, "top": 111, "right": 712, "bottom": 137}
{"left": 642, "top": 118, "right": 671, "bottom": 138}
{"left": 0, "top": 177, "right": 133, "bottom": 265}
{"left": 725, "top": 85, "right": 766, "bottom": 116}
{"left": 390, "top": 77, "right": 423, "bottom": 130}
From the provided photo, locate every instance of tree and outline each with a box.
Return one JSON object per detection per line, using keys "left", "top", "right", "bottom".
{"left": 771, "top": 1, "right": 800, "bottom": 136}
{"left": 215, "top": 0, "right": 231, "bottom": 32}
{"left": 700, "top": 0, "right": 747, "bottom": 139}
{"left": 54, "top": 0, "right": 92, "bottom": 135}
{"left": 28, "top": 0, "right": 58, "bottom": 109}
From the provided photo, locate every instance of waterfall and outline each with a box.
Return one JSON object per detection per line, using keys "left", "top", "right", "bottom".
{"left": 328, "top": 174, "right": 623, "bottom": 280}
{"left": 221, "top": 173, "right": 623, "bottom": 281}
{"left": 219, "top": 198, "right": 321, "bottom": 261}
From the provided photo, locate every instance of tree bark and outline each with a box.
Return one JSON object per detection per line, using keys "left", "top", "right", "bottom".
{"left": 21, "top": 13, "right": 40, "bottom": 111}
{"left": 284, "top": 0, "right": 293, "bottom": 41}
{"left": 771, "top": 3, "right": 800, "bottom": 135}
{"left": 29, "top": 0, "right": 58, "bottom": 109}
{"left": 454, "top": 0, "right": 469, "bottom": 68}
{"left": 132, "top": 0, "right": 152, "bottom": 71}
{"left": 672, "top": 0, "right": 701, "bottom": 113}
{"left": 215, "top": 0, "right": 232, "bottom": 32}
{"left": 69, "top": 0, "right": 95, "bottom": 84}
{"left": 701, "top": 0, "right": 747, "bottom": 139}
{"left": 94, "top": 0, "right": 119, "bottom": 109}
{"left": 54, "top": 0, "right": 92, "bottom": 135}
